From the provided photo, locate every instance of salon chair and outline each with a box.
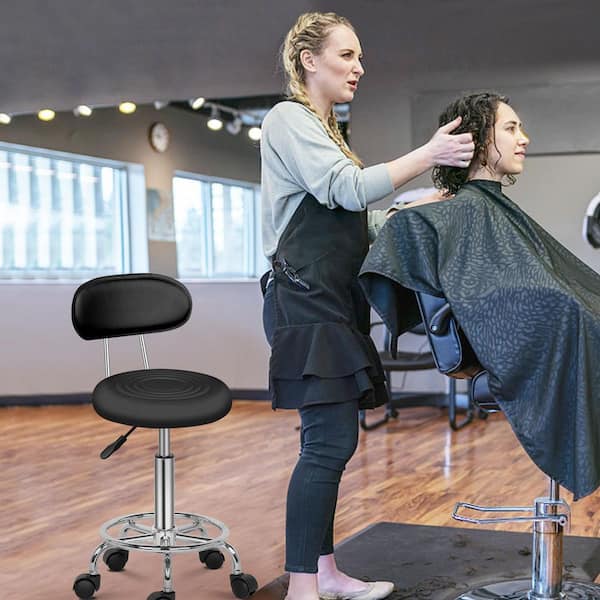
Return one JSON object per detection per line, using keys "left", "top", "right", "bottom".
{"left": 416, "top": 291, "right": 600, "bottom": 600}
{"left": 359, "top": 321, "right": 474, "bottom": 431}
{"left": 71, "top": 273, "right": 257, "bottom": 600}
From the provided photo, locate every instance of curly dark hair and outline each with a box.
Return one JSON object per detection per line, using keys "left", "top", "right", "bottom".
{"left": 432, "top": 92, "right": 514, "bottom": 196}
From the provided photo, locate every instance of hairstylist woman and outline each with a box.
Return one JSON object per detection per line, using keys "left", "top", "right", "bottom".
{"left": 260, "top": 12, "right": 474, "bottom": 600}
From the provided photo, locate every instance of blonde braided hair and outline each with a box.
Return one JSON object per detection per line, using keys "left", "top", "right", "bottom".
{"left": 282, "top": 12, "right": 363, "bottom": 167}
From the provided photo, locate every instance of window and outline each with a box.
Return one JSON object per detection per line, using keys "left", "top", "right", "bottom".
{"left": 173, "top": 173, "right": 268, "bottom": 279}
{"left": 0, "top": 142, "right": 130, "bottom": 279}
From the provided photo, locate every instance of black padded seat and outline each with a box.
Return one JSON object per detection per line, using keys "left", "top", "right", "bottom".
{"left": 93, "top": 368, "right": 232, "bottom": 428}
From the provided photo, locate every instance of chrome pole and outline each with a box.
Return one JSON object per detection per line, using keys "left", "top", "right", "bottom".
{"left": 139, "top": 335, "right": 149, "bottom": 369}
{"left": 163, "top": 553, "right": 173, "bottom": 593}
{"left": 103, "top": 338, "right": 110, "bottom": 377}
{"left": 155, "top": 429, "right": 174, "bottom": 532}
{"left": 530, "top": 481, "right": 563, "bottom": 600}
{"left": 549, "top": 479, "right": 559, "bottom": 502}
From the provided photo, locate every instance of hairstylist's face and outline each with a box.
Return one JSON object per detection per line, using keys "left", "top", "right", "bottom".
{"left": 486, "top": 102, "right": 530, "bottom": 177}
{"left": 303, "top": 25, "right": 364, "bottom": 105}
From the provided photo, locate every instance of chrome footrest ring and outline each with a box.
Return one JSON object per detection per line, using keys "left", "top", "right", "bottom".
{"left": 99, "top": 512, "right": 230, "bottom": 553}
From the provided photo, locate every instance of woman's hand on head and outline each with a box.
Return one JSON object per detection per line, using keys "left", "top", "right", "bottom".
{"left": 425, "top": 116, "right": 475, "bottom": 168}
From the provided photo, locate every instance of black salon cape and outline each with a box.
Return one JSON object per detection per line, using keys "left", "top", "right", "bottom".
{"left": 359, "top": 180, "right": 600, "bottom": 499}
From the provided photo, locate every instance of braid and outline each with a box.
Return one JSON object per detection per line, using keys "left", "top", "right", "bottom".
{"left": 326, "top": 111, "right": 362, "bottom": 167}
{"left": 281, "top": 12, "right": 363, "bottom": 167}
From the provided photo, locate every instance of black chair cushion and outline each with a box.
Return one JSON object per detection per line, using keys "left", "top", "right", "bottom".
{"left": 93, "top": 369, "right": 232, "bottom": 428}
{"left": 72, "top": 273, "right": 192, "bottom": 340}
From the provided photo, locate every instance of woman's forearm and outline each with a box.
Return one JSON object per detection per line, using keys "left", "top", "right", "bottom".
{"left": 385, "top": 145, "right": 434, "bottom": 190}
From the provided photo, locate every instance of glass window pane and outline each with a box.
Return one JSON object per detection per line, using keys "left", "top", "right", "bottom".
{"left": 0, "top": 143, "right": 128, "bottom": 279}
{"left": 173, "top": 177, "right": 208, "bottom": 278}
{"left": 173, "top": 174, "right": 261, "bottom": 279}
{"left": 211, "top": 183, "right": 251, "bottom": 277}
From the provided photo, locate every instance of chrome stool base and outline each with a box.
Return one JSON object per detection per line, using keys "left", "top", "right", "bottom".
{"left": 95, "top": 511, "right": 234, "bottom": 557}
{"left": 86, "top": 511, "right": 243, "bottom": 587}
{"left": 73, "top": 433, "right": 258, "bottom": 599}
{"left": 74, "top": 511, "right": 258, "bottom": 599}
{"left": 455, "top": 579, "right": 600, "bottom": 599}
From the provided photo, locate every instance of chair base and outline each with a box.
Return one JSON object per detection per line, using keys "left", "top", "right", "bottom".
{"left": 74, "top": 511, "right": 258, "bottom": 599}
{"left": 454, "top": 578, "right": 600, "bottom": 599}
{"left": 97, "top": 511, "right": 232, "bottom": 554}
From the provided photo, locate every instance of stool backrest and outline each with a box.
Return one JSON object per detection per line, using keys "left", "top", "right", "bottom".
{"left": 72, "top": 273, "right": 192, "bottom": 340}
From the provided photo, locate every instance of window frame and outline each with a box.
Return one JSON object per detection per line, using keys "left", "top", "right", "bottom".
{"left": 173, "top": 170, "right": 266, "bottom": 282}
{"left": 0, "top": 140, "right": 143, "bottom": 283}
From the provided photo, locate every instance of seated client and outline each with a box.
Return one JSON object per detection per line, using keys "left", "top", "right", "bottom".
{"left": 359, "top": 92, "right": 600, "bottom": 500}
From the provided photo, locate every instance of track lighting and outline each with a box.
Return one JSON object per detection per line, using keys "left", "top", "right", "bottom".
{"left": 189, "top": 97, "right": 206, "bottom": 110}
{"left": 207, "top": 106, "right": 223, "bottom": 131}
{"left": 38, "top": 109, "right": 56, "bottom": 122}
{"left": 118, "top": 101, "right": 137, "bottom": 114}
{"left": 226, "top": 116, "right": 242, "bottom": 135}
{"left": 3, "top": 97, "right": 266, "bottom": 145}
{"left": 73, "top": 105, "right": 93, "bottom": 117}
{"left": 248, "top": 126, "right": 261, "bottom": 141}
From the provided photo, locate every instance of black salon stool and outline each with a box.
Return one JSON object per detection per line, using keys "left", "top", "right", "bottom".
{"left": 71, "top": 273, "right": 257, "bottom": 600}
{"left": 416, "top": 292, "right": 600, "bottom": 600}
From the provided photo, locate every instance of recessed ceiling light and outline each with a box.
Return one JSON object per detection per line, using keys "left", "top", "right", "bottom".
{"left": 118, "top": 101, "right": 137, "bottom": 115}
{"left": 38, "top": 109, "right": 56, "bottom": 122}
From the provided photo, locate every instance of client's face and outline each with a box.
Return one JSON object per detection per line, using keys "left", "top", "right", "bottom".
{"left": 486, "top": 102, "right": 530, "bottom": 177}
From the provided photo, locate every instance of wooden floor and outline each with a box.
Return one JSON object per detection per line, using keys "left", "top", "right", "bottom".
{"left": 1, "top": 401, "right": 599, "bottom": 600}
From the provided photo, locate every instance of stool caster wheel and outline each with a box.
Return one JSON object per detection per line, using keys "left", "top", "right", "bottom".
{"left": 199, "top": 549, "right": 225, "bottom": 569}
{"left": 73, "top": 573, "right": 100, "bottom": 599}
{"left": 147, "top": 591, "right": 175, "bottom": 600}
{"left": 230, "top": 573, "right": 258, "bottom": 598}
{"left": 103, "top": 548, "right": 129, "bottom": 571}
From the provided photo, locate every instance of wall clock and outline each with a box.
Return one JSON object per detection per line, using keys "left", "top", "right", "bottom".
{"left": 149, "top": 122, "right": 170, "bottom": 153}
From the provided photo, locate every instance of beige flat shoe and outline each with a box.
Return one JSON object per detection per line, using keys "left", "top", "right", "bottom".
{"left": 319, "top": 580, "right": 395, "bottom": 600}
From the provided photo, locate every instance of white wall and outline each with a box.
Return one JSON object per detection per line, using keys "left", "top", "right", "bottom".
{"left": 0, "top": 281, "right": 268, "bottom": 395}
{"left": 511, "top": 155, "right": 600, "bottom": 274}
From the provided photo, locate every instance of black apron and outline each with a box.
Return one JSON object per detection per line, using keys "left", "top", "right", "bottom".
{"left": 261, "top": 193, "right": 389, "bottom": 410}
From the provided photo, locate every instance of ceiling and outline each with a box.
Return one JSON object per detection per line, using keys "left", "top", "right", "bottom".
{"left": 1, "top": 0, "right": 599, "bottom": 115}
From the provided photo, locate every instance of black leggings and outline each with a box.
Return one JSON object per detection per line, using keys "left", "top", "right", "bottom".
{"left": 285, "top": 399, "right": 359, "bottom": 573}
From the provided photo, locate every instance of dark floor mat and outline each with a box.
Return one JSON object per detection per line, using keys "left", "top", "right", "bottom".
{"left": 255, "top": 522, "right": 600, "bottom": 600}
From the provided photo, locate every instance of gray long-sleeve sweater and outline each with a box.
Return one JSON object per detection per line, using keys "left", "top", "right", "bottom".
{"left": 260, "top": 101, "right": 395, "bottom": 257}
